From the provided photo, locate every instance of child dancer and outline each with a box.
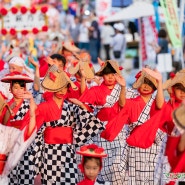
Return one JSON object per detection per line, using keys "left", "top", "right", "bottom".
{"left": 77, "top": 144, "right": 109, "bottom": 185}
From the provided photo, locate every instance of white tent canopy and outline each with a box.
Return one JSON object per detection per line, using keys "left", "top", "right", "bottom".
{"left": 104, "top": 1, "right": 155, "bottom": 22}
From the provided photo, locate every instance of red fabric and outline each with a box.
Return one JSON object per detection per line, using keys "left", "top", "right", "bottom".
{"left": 172, "top": 150, "right": 185, "bottom": 173}
{"left": 44, "top": 127, "right": 73, "bottom": 144}
{"left": 165, "top": 136, "right": 181, "bottom": 169}
{"left": 126, "top": 107, "right": 165, "bottom": 148}
{"left": 23, "top": 124, "right": 36, "bottom": 141}
{"left": 0, "top": 99, "right": 30, "bottom": 130}
{"left": 36, "top": 98, "right": 62, "bottom": 129}
{"left": 101, "top": 96, "right": 157, "bottom": 141}
{"left": 42, "top": 91, "right": 53, "bottom": 101}
{"left": 67, "top": 81, "right": 82, "bottom": 99}
{"left": 126, "top": 101, "right": 174, "bottom": 148}
{"left": 0, "top": 98, "right": 36, "bottom": 141}
{"left": 79, "top": 83, "right": 121, "bottom": 122}
{"left": 0, "top": 60, "right": 5, "bottom": 71}
{"left": 38, "top": 56, "right": 48, "bottom": 77}
{"left": 77, "top": 178, "right": 95, "bottom": 185}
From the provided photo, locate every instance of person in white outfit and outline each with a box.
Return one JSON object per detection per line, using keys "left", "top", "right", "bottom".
{"left": 111, "top": 23, "right": 126, "bottom": 65}
{"left": 101, "top": 22, "right": 115, "bottom": 60}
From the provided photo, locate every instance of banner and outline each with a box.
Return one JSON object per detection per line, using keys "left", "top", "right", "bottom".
{"left": 1, "top": 6, "right": 48, "bottom": 35}
{"left": 95, "top": 0, "right": 112, "bottom": 25}
{"left": 160, "top": 0, "right": 182, "bottom": 48}
{"left": 141, "top": 16, "right": 158, "bottom": 67}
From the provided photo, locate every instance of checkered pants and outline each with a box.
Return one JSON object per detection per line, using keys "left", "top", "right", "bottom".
{"left": 30, "top": 101, "right": 105, "bottom": 185}
{"left": 41, "top": 144, "right": 77, "bottom": 185}
{"left": 90, "top": 128, "right": 129, "bottom": 185}
{"left": 8, "top": 145, "right": 35, "bottom": 185}
{"left": 122, "top": 129, "right": 168, "bottom": 185}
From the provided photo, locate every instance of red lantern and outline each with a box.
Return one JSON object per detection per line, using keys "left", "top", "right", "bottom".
{"left": 42, "top": 25, "right": 48, "bottom": 32}
{"left": 21, "top": 30, "right": 28, "bottom": 35}
{"left": 11, "top": 7, "right": 18, "bottom": 14}
{"left": 30, "top": 6, "right": 37, "bottom": 14}
{"left": 41, "top": 6, "right": 48, "bottom": 14}
{"left": 10, "top": 28, "right": 16, "bottom": 36}
{"left": 20, "top": 6, "right": 27, "bottom": 14}
{"left": 0, "top": 8, "right": 8, "bottom": 16}
{"left": 1, "top": 29, "right": 7, "bottom": 35}
{"left": 32, "top": 28, "right": 39, "bottom": 34}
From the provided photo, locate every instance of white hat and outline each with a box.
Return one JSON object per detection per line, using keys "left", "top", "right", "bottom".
{"left": 9, "top": 56, "right": 25, "bottom": 67}
{"left": 113, "top": 23, "right": 125, "bottom": 32}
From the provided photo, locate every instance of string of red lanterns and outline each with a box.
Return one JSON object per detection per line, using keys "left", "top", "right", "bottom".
{"left": 0, "top": 6, "right": 49, "bottom": 36}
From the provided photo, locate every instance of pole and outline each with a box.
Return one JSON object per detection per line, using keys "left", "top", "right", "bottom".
{"left": 179, "top": 0, "right": 185, "bottom": 68}
{"left": 138, "top": 17, "right": 142, "bottom": 69}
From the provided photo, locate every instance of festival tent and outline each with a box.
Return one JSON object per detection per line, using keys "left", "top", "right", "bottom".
{"left": 104, "top": 1, "right": 155, "bottom": 23}
{"left": 104, "top": 1, "right": 156, "bottom": 69}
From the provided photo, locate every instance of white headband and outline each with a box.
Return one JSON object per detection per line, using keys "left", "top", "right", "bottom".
{"left": 9, "top": 56, "right": 25, "bottom": 67}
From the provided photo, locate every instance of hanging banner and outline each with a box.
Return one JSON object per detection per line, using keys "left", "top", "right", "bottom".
{"left": 0, "top": 6, "right": 48, "bottom": 35}
{"left": 95, "top": 0, "right": 112, "bottom": 25}
{"left": 141, "top": 16, "right": 158, "bottom": 67}
{"left": 160, "top": 0, "right": 182, "bottom": 48}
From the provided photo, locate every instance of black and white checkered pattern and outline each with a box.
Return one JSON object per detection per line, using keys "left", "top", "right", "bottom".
{"left": 11, "top": 100, "right": 29, "bottom": 121}
{"left": 127, "top": 129, "right": 167, "bottom": 185}
{"left": 119, "top": 96, "right": 169, "bottom": 184}
{"left": 30, "top": 100, "right": 105, "bottom": 185}
{"left": 8, "top": 146, "right": 35, "bottom": 185}
{"left": 77, "top": 88, "right": 139, "bottom": 184}
{"left": 92, "top": 128, "right": 130, "bottom": 184}
{"left": 7, "top": 100, "right": 35, "bottom": 184}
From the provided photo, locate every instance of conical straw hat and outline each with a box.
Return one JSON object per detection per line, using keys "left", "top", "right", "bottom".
{"left": 41, "top": 65, "right": 78, "bottom": 92}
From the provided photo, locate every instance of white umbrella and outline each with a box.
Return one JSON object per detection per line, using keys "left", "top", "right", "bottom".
{"left": 104, "top": 1, "right": 155, "bottom": 22}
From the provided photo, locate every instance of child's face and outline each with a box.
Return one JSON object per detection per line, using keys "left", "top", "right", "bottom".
{"left": 84, "top": 158, "right": 100, "bottom": 181}
{"left": 174, "top": 87, "right": 185, "bottom": 101}
{"left": 103, "top": 73, "right": 116, "bottom": 86}
{"left": 139, "top": 83, "right": 154, "bottom": 95}
{"left": 11, "top": 83, "right": 25, "bottom": 99}
{"left": 52, "top": 59, "right": 64, "bottom": 71}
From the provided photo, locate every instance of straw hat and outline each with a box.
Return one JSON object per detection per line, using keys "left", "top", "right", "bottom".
{"left": 1, "top": 71, "right": 33, "bottom": 83}
{"left": 173, "top": 102, "right": 185, "bottom": 132}
{"left": 163, "top": 72, "right": 176, "bottom": 90}
{"left": 68, "top": 60, "right": 95, "bottom": 80}
{"left": 95, "top": 60, "right": 121, "bottom": 76}
{"left": 78, "top": 52, "right": 91, "bottom": 63}
{"left": 170, "top": 69, "right": 185, "bottom": 88}
{"left": 62, "top": 41, "right": 80, "bottom": 53}
{"left": 41, "top": 65, "right": 78, "bottom": 92}
{"left": 132, "top": 70, "right": 158, "bottom": 89}
{"left": 77, "top": 144, "right": 107, "bottom": 158}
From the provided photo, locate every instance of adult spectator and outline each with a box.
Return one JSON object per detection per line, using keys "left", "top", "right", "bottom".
{"left": 111, "top": 23, "right": 126, "bottom": 65}
{"left": 78, "top": 16, "right": 90, "bottom": 51}
{"left": 88, "top": 12, "right": 101, "bottom": 63}
{"left": 101, "top": 22, "right": 115, "bottom": 60}
{"left": 69, "top": 16, "right": 80, "bottom": 47}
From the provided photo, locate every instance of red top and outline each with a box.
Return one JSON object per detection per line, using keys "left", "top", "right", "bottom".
{"left": 0, "top": 99, "right": 35, "bottom": 141}
{"left": 79, "top": 82, "right": 121, "bottom": 121}
{"left": 36, "top": 98, "right": 62, "bottom": 129}
{"left": 77, "top": 178, "right": 95, "bottom": 185}
{"left": 101, "top": 96, "right": 157, "bottom": 141}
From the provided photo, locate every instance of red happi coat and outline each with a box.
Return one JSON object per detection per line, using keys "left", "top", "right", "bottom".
{"left": 79, "top": 82, "right": 121, "bottom": 122}
{"left": 0, "top": 98, "right": 33, "bottom": 141}
{"left": 101, "top": 96, "right": 157, "bottom": 141}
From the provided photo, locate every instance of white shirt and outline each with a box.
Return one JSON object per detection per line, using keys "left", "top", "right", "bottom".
{"left": 101, "top": 25, "right": 115, "bottom": 45}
